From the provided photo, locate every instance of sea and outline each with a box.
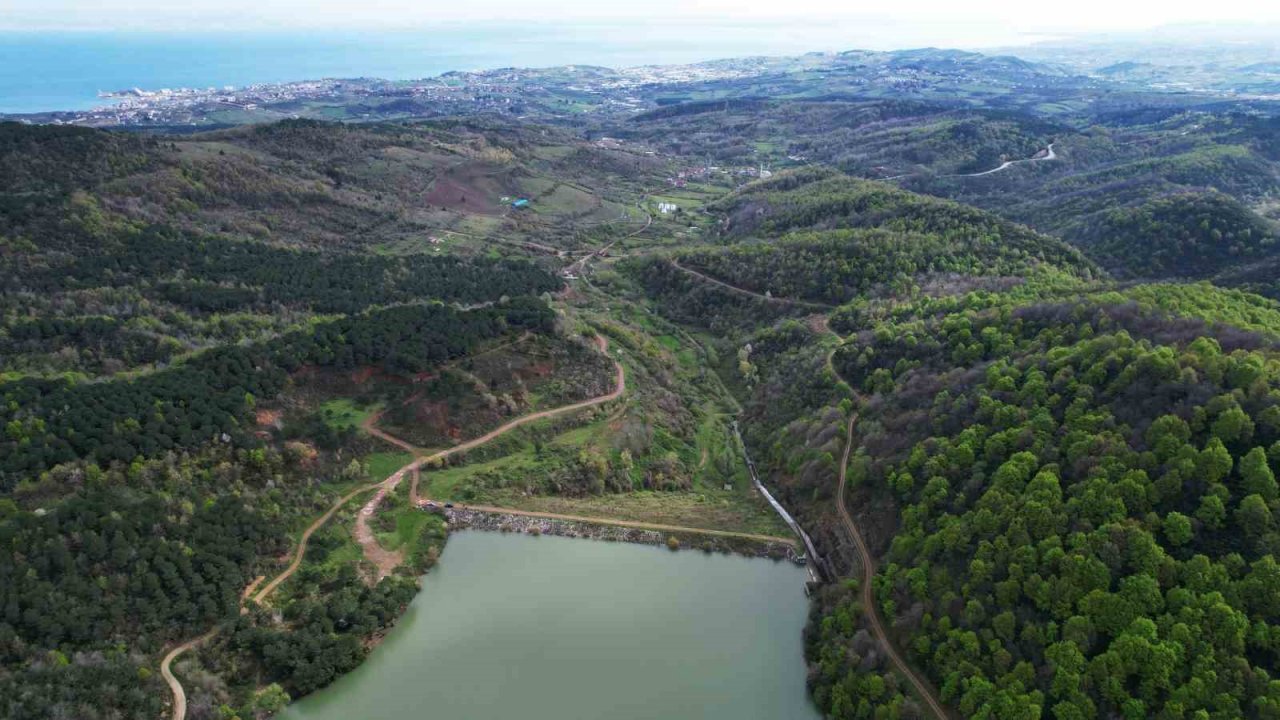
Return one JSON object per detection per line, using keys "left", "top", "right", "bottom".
{"left": 0, "top": 21, "right": 1042, "bottom": 114}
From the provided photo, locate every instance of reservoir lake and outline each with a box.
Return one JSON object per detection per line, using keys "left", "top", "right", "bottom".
{"left": 277, "top": 530, "right": 820, "bottom": 720}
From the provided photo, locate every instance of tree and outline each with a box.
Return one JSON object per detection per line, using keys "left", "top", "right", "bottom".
{"left": 1164, "top": 512, "right": 1193, "bottom": 546}
{"left": 250, "top": 683, "right": 290, "bottom": 718}
{"left": 1237, "top": 494, "right": 1274, "bottom": 538}
{"left": 1147, "top": 415, "right": 1191, "bottom": 460}
{"left": 1212, "top": 407, "right": 1255, "bottom": 447}
{"left": 1197, "top": 494, "right": 1228, "bottom": 530}
{"left": 1198, "top": 438, "right": 1234, "bottom": 484}
{"left": 1240, "top": 447, "right": 1278, "bottom": 502}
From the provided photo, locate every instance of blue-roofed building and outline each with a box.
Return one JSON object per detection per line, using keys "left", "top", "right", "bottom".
{"left": 512, "top": 198, "right": 530, "bottom": 208}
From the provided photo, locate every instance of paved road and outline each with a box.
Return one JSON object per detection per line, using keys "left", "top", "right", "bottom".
{"left": 957, "top": 142, "right": 1057, "bottom": 177}
{"left": 883, "top": 143, "right": 1058, "bottom": 181}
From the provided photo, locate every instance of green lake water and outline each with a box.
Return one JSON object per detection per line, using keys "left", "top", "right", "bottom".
{"left": 278, "top": 530, "right": 820, "bottom": 720}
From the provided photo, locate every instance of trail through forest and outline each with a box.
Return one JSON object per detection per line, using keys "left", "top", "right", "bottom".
{"left": 669, "top": 259, "right": 835, "bottom": 309}
{"left": 822, "top": 317, "right": 949, "bottom": 719}
{"left": 833, "top": 411, "right": 950, "bottom": 720}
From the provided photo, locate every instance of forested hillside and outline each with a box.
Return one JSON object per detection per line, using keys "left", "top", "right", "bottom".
{"left": 0, "top": 300, "right": 553, "bottom": 485}
{"left": 0, "top": 116, "right": 747, "bottom": 720}
{"left": 606, "top": 99, "right": 1280, "bottom": 285}
{"left": 0, "top": 121, "right": 573, "bottom": 381}
{"left": 629, "top": 170, "right": 1095, "bottom": 327}
{"left": 0, "top": 120, "right": 584, "bottom": 719}
{"left": 711, "top": 169, "right": 1087, "bottom": 262}
{"left": 1076, "top": 192, "right": 1280, "bottom": 278}
{"left": 621, "top": 99, "right": 1063, "bottom": 177}
{"left": 625, "top": 151, "right": 1280, "bottom": 719}
{"left": 822, "top": 286, "right": 1280, "bottom": 717}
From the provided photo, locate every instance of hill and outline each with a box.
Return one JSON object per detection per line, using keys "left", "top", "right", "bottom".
{"left": 606, "top": 99, "right": 1280, "bottom": 285}
{"left": 622, "top": 159, "right": 1280, "bottom": 719}
{"left": 703, "top": 274, "right": 1280, "bottom": 718}
{"left": 626, "top": 169, "right": 1095, "bottom": 331}
{"left": 1077, "top": 191, "right": 1280, "bottom": 278}
{"left": 0, "top": 119, "right": 760, "bottom": 719}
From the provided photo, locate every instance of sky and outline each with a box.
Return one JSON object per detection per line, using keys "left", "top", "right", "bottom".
{"left": 5, "top": 0, "right": 1280, "bottom": 45}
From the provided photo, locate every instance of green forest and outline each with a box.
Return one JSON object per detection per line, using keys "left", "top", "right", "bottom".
{"left": 823, "top": 288, "right": 1280, "bottom": 717}
{"left": 1079, "top": 192, "right": 1280, "bottom": 278}
{"left": 1, "top": 300, "right": 554, "bottom": 486}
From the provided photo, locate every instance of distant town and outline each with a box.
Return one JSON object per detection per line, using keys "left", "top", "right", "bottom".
{"left": 6, "top": 59, "right": 777, "bottom": 127}
{"left": 7, "top": 44, "right": 1278, "bottom": 130}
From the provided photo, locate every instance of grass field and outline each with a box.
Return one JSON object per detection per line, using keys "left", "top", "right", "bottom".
{"left": 377, "top": 484, "right": 449, "bottom": 568}
{"left": 413, "top": 395, "right": 784, "bottom": 537}
{"left": 650, "top": 194, "right": 704, "bottom": 210}
{"left": 319, "top": 398, "right": 378, "bottom": 429}
{"left": 655, "top": 334, "right": 698, "bottom": 368}
{"left": 365, "top": 451, "right": 415, "bottom": 481}
{"left": 303, "top": 521, "right": 364, "bottom": 575}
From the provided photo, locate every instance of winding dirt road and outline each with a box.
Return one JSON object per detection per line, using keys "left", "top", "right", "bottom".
{"left": 159, "top": 629, "right": 218, "bottom": 720}
{"left": 252, "top": 480, "right": 390, "bottom": 603}
{"left": 834, "top": 413, "right": 949, "bottom": 720}
{"left": 266, "top": 334, "right": 626, "bottom": 600}
{"left": 161, "top": 300, "right": 931, "bottom": 720}
{"left": 816, "top": 325, "right": 947, "bottom": 717}
{"left": 374, "top": 337, "right": 797, "bottom": 545}
{"left": 164, "top": 335, "right": 628, "bottom": 719}
{"left": 669, "top": 259, "right": 835, "bottom": 310}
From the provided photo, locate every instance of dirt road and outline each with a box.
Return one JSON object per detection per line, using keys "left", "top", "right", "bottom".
{"left": 164, "top": 335, "right": 627, "bottom": 719}
{"left": 356, "top": 331, "right": 538, "bottom": 457}
{"left": 452, "top": 504, "right": 798, "bottom": 545}
{"left": 669, "top": 259, "right": 835, "bottom": 310}
{"left": 798, "top": 325, "right": 950, "bottom": 716}
{"left": 352, "top": 334, "right": 627, "bottom": 578}
{"left": 565, "top": 211, "right": 652, "bottom": 277}
{"left": 265, "top": 334, "right": 625, "bottom": 601}
{"left": 159, "top": 629, "right": 218, "bottom": 720}
{"left": 827, "top": 340, "right": 949, "bottom": 719}
{"left": 353, "top": 465, "right": 415, "bottom": 579}
{"left": 252, "top": 479, "right": 388, "bottom": 604}
{"left": 362, "top": 418, "right": 420, "bottom": 454}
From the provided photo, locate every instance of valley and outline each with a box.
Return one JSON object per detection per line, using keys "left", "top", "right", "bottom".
{"left": 4, "top": 34, "right": 1280, "bottom": 720}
